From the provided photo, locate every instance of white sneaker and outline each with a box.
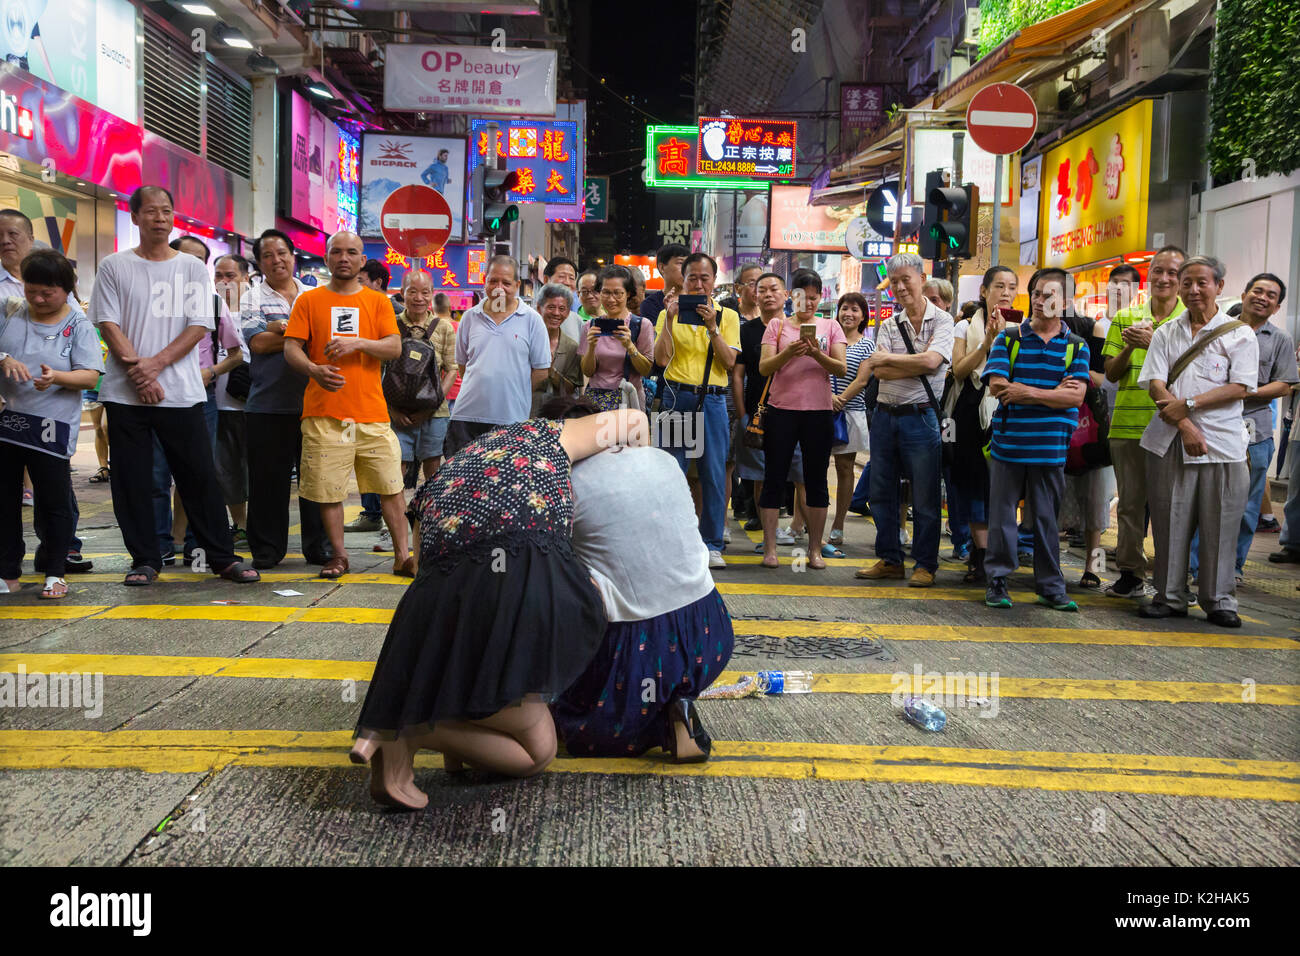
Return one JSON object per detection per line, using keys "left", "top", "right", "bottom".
{"left": 776, "top": 526, "right": 797, "bottom": 546}
{"left": 899, "top": 528, "right": 911, "bottom": 548}
{"left": 708, "top": 550, "right": 727, "bottom": 569}
{"left": 373, "top": 527, "right": 392, "bottom": 553}
{"left": 723, "top": 527, "right": 732, "bottom": 544}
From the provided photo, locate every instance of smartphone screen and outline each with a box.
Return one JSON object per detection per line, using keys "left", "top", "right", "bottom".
{"left": 594, "top": 317, "right": 621, "bottom": 336}
{"left": 800, "top": 323, "right": 817, "bottom": 340}
{"left": 1001, "top": 308, "right": 1024, "bottom": 324}
{"left": 677, "top": 294, "right": 707, "bottom": 325}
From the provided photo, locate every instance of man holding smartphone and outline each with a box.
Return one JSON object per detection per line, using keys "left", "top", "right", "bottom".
{"left": 653, "top": 252, "right": 742, "bottom": 568}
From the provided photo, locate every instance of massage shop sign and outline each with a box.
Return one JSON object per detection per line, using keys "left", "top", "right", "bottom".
{"left": 1039, "top": 99, "right": 1152, "bottom": 270}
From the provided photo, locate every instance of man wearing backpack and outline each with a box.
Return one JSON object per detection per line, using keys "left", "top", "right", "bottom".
{"left": 388, "top": 270, "right": 458, "bottom": 485}
{"left": 982, "top": 268, "right": 1091, "bottom": 611}
{"left": 1137, "top": 256, "right": 1258, "bottom": 628}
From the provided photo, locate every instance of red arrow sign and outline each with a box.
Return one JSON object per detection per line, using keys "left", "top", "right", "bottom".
{"left": 380, "top": 185, "right": 452, "bottom": 259}
{"left": 966, "top": 83, "right": 1038, "bottom": 156}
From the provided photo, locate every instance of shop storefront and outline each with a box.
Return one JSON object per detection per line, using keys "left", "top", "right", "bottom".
{"left": 277, "top": 86, "right": 364, "bottom": 261}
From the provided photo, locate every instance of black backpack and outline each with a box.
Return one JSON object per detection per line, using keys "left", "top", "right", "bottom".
{"left": 382, "top": 319, "right": 445, "bottom": 413}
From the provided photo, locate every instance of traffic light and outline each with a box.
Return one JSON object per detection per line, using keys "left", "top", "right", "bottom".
{"left": 918, "top": 170, "right": 946, "bottom": 262}
{"left": 928, "top": 182, "right": 979, "bottom": 259}
{"left": 472, "top": 164, "right": 521, "bottom": 239}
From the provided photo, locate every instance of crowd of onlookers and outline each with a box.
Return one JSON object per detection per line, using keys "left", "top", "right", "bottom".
{"left": 1, "top": 186, "right": 1297, "bottom": 627}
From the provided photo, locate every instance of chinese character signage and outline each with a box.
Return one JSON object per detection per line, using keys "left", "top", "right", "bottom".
{"left": 364, "top": 241, "right": 488, "bottom": 291}
{"left": 384, "top": 45, "right": 558, "bottom": 117}
{"left": 334, "top": 127, "right": 360, "bottom": 234}
{"left": 468, "top": 118, "right": 578, "bottom": 205}
{"left": 545, "top": 100, "right": 587, "bottom": 222}
{"left": 840, "top": 84, "right": 885, "bottom": 147}
{"left": 697, "top": 116, "right": 796, "bottom": 179}
{"left": 583, "top": 176, "right": 608, "bottom": 222}
{"left": 644, "top": 126, "right": 783, "bottom": 191}
{"left": 769, "top": 184, "right": 867, "bottom": 253}
{"left": 1040, "top": 100, "right": 1152, "bottom": 270}
{"left": 359, "top": 132, "right": 467, "bottom": 240}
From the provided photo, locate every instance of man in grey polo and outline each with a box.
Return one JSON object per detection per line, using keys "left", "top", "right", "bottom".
{"left": 444, "top": 255, "right": 551, "bottom": 460}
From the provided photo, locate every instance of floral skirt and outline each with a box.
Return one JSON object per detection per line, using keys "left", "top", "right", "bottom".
{"left": 552, "top": 588, "right": 734, "bottom": 757}
{"left": 583, "top": 387, "right": 624, "bottom": 411}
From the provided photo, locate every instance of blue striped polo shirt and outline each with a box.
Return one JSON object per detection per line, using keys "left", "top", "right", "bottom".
{"left": 980, "top": 321, "right": 1092, "bottom": 467}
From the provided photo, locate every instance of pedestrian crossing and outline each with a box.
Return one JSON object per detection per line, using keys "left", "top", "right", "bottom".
{"left": 2, "top": 532, "right": 1297, "bottom": 811}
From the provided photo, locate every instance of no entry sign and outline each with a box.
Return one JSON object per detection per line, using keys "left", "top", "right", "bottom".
{"left": 966, "top": 83, "right": 1038, "bottom": 156}
{"left": 380, "top": 185, "right": 452, "bottom": 258}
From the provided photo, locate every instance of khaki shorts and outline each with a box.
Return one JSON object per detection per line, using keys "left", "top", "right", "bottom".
{"left": 299, "top": 416, "right": 404, "bottom": 503}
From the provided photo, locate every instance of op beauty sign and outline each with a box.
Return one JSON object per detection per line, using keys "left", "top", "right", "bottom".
{"left": 384, "top": 44, "right": 558, "bottom": 116}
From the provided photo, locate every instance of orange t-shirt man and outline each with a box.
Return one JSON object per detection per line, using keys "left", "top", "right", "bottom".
{"left": 284, "top": 286, "right": 399, "bottom": 422}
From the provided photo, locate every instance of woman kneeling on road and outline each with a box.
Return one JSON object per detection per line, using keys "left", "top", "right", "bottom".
{"left": 349, "top": 404, "right": 649, "bottom": 809}
{"left": 0, "top": 251, "right": 104, "bottom": 599}
{"left": 550, "top": 396, "right": 735, "bottom": 762}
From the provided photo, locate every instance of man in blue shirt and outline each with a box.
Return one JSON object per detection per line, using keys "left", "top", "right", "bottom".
{"left": 421, "top": 149, "right": 452, "bottom": 194}
{"left": 982, "top": 268, "right": 1091, "bottom": 610}
{"left": 444, "top": 255, "right": 551, "bottom": 460}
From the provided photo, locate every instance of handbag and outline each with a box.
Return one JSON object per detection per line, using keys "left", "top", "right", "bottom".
{"left": 382, "top": 319, "right": 445, "bottom": 413}
{"left": 832, "top": 409, "right": 850, "bottom": 445}
{"left": 743, "top": 320, "right": 781, "bottom": 450}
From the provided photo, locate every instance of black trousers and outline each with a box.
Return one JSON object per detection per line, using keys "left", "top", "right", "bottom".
{"left": 104, "top": 402, "right": 237, "bottom": 573}
{"left": 759, "top": 407, "right": 834, "bottom": 509}
{"left": 1, "top": 444, "right": 74, "bottom": 579}
{"left": 245, "top": 412, "right": 329, "bottom": 565}
{"left": 443, "top": 419, "right": 502, "bottom": 462}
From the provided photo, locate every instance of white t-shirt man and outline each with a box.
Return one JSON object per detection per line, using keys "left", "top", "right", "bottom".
{"left": 90, "top": 249, "right": 214, "bottom": 408}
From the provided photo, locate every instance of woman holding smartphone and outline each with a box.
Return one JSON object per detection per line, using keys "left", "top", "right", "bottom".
{"left": 946, "top": 266, "right": 1020, "bottom": 583}
{"left": 580, "top": 265, "right": 654, "bottom": 411}
{"left": 756, "top": 269, "right": 847, "bottom": 569}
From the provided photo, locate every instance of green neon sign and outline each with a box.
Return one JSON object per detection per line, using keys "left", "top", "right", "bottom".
{"left": 644, "top": 125, "right": 791, "bottom": 191}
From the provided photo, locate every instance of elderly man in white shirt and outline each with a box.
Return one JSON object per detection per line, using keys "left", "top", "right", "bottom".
{"left": 1137, "top": 256, "right": 1258, "bottom": 627}
{"left": 0, "top": 208, "right": 35, "bottom": 298}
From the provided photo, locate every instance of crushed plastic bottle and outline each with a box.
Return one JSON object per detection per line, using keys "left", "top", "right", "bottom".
{"left": 902, "top": 697, "right": 947, "bottom": 732}
{"left": 756, "top": 670, "right": 813, "bottom": 694}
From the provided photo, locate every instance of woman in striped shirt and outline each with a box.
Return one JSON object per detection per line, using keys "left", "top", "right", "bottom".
{"left": 826, "top": 292, "right": 876, "bottom": 554}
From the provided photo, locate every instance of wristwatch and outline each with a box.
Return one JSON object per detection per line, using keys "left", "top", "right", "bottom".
{"left": 1184, "top": 398, "right": 1197, "bottom": 412}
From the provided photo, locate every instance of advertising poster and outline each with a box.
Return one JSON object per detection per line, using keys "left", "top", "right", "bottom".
{"left": 769, "top": 184, "right": 867, "bottom": 252}
{"left": 384, "top": 45, "right": 557, "bottom": 116}
{"left": 359, "top": 132, "right": 467, "bottom": 240}
{"left": 15, "top": 0, "right": 138, "bottom": 123}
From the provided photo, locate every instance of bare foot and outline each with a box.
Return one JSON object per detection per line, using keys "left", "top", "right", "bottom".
{"left": 761, "top": 552, "right": 780, "bottom": 569}
{"left": 1, "top": 578, "right": 20, "bottom": 594}
{"left": 808, "top": 556, "right": 827, "bottom": 570}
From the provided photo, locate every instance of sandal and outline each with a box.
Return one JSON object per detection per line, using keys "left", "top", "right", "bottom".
{"left": 821, "top": 544, "right": 845, "bottom": 559}
{"left": 392, "top": 555, "right": 416, "bottom": 578}
{"left": 320, "top": 555, "right": 350, "bottom": 579}
{"left": 40, "top": 577, "right": 68, "bottom": 600}
{"left": 215, "top": 561, "right": 260, "bottom": 584}
{"left": 89, "top": 466, "right": 110, "bottom": 483}
{"left": 124, "top": 566, "right": 159, "bottom": 586}
{"left": 0, "top": 578, "right": 20, "bottom": 594}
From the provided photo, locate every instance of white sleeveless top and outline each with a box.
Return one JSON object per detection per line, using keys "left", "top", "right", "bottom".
{"left": 569, "top": 446, "right": 713, "bottom": 622}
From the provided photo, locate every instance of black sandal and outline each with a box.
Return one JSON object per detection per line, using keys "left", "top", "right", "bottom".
{"left": 215, "top": 561, "right": 260, "bottom": 584}
{"left": 124, "top": 566, "right": 158, "bottom": 586}
{"left": 89, "top": 466, "right": 110, "bottom": 483}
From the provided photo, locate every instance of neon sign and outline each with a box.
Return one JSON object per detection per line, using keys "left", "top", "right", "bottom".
{"left": 696, "top": 116, "right": 796, "bottom": 179}
{"left": 468, "top": 118, "right": 577, "bottom": 204}
{"left": 644, "top": 125, "right": 788, "bottom": 191}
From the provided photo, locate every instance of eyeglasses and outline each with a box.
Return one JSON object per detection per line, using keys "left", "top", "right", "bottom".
{"left": 598, "top": 289, "right": 627, "bottom": 298}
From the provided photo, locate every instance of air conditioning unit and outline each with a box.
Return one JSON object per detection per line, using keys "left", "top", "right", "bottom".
{"left": 961, "top": 8, "right": 981, "bottom": 47}
{"left": 1107, "top": 8, "right": 1170, "bottom": 97}
{"left": 928, "top": 36, "right": 954, "bottom": 77}
{"left": 941, "top": 53, "right": 971, "bottom": 88}
{"left": 908, "top": 60, "right": 926, "bottom": 91}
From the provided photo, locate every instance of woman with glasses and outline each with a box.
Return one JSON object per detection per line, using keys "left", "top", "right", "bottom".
{"left": 580, "top": 265, "right": 655, "bottom": 411}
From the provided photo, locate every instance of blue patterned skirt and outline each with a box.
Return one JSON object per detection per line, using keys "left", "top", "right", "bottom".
{"left": 552, "top": 588, "right": 734, "bottom": 757}
{"left": 583, "top": 387, "right": 624, "bottom": 411}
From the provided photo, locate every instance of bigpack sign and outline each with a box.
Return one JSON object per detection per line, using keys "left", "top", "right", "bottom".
{"left": 384, "top": 44, "right": 558, "bottom": 116}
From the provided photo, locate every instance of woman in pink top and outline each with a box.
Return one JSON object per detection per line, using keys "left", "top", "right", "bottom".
{"left": 756, "top": 269, "right": 847, "bottom": 569}
{"left": 579, "top": 265, "right": 655, "bottom": 411}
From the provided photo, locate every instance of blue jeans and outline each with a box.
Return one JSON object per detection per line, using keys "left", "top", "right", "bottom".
{"left": 360, "top": 493, "right": 382, "bottom": 519}
{"left": 868, "top": 408, "right": 942, "bottom": 571}
{"left": 851, "top": 462, "right": 870, "bottom": 511}
{"left": 1189, "top": 437, "right": 1274, "bottom": 576}
{"left": 658, "top": 386, "right": 727, "bottom": 553}
{"left": 944, "top": 465, "right": 971, "bottom": 552}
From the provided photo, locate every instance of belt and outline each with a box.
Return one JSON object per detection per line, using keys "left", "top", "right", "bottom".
{"left": 667, "top": 380, "right": 727, "bottom": 395}
{"left": 878, "top": 402, "right": 933, "bottom": 415}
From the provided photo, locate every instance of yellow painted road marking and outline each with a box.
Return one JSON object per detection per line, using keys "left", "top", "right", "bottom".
{"left": 1, "top": 731, "right": 1295, "bottom": 800}
{"left": 0, "top": 604, "right": 1286, "bottom": 648}
{"left": 0, "top": 652, "right": 1294, "bottom": 703}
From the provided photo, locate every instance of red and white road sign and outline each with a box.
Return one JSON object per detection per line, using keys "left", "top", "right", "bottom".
{"left": 380, "top": 185, "right": 452, "bottom": 258}
{"left": 965, "top": 83, "right": 1038, "bottom": 156}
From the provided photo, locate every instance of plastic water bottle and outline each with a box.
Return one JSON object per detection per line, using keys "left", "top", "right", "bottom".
{"left": 902, "top": 697, "right": 947, "bottom": 732}
{"left": 756, "top": 670, "right": 813, "bottom": 694}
